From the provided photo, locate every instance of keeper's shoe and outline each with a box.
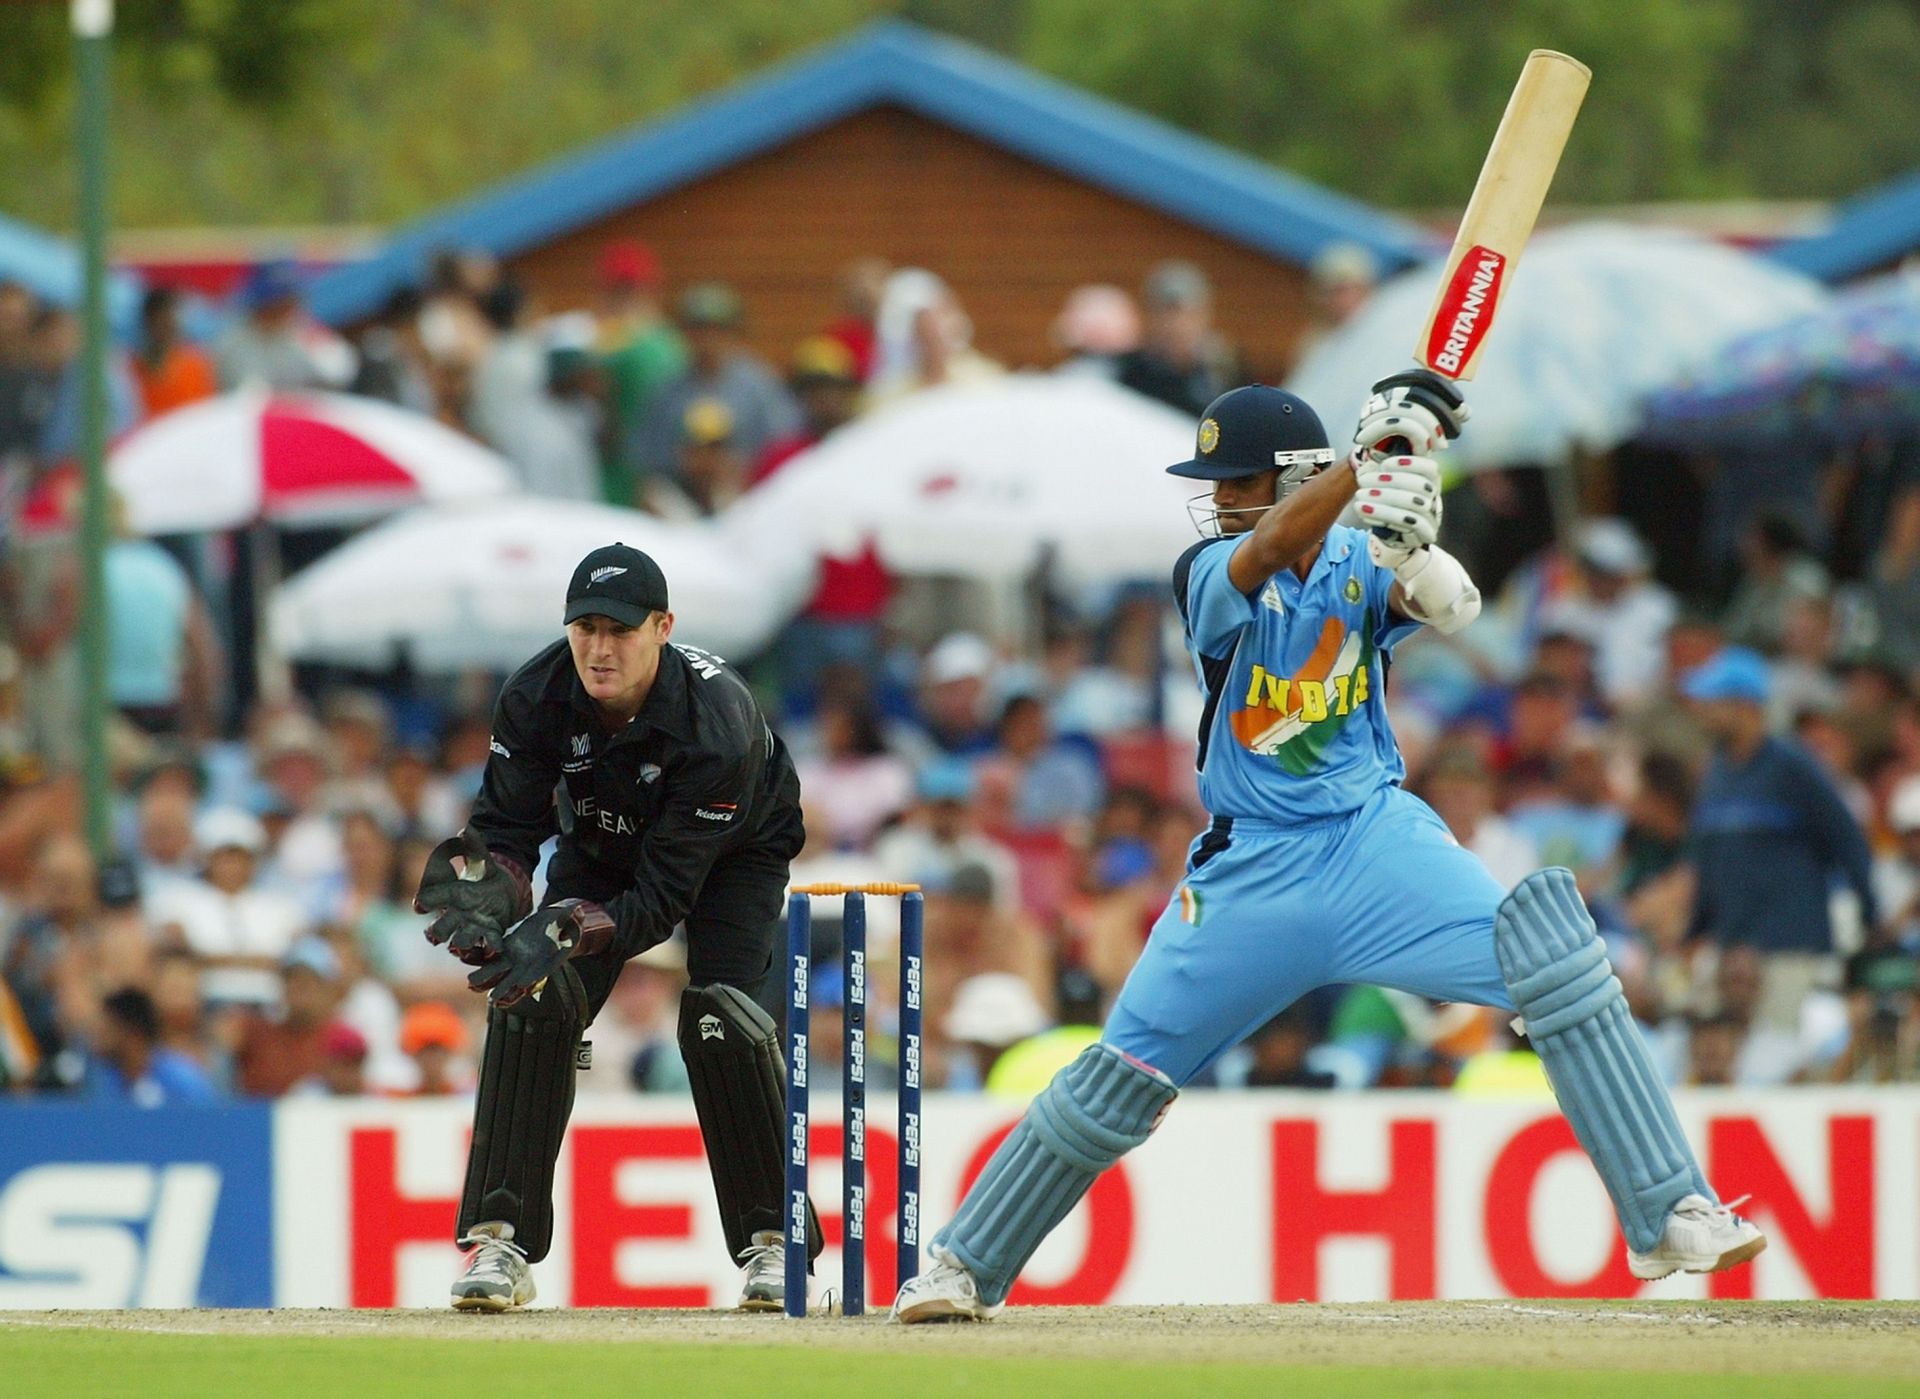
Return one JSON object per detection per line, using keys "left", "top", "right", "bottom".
{"left": 451, "top": 1221, "right": 535, "bottom": 1311}
{"left": 737, "top": 1230, "right": 788, "bottom": 1312}
{"left": 1628, "top": 1194, "right": 1767, "bottom": 1281}
{"left": 889, "top": 1247, "right": 1000, "bottom": 1324}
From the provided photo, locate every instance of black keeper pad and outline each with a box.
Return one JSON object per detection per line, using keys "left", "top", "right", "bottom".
{"left": 678, "top": 983, "right": 823, "bottom": 1263}
{"left": 456, "top": 963, "right": 589, "bottom": 1263}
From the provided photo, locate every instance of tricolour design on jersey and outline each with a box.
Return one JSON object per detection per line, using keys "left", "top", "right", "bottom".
{"left": 1229, "top": 612, "right": 1378, "bottom": 776}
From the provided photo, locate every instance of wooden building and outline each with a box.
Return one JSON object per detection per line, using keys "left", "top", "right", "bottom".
{"left": 310, "top": 22, "right": 1432, "bottom": 378}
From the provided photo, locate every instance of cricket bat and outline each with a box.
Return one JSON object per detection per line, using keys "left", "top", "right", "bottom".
{"left": 1416, "top": 49, "right": 1590, "bottom": 381}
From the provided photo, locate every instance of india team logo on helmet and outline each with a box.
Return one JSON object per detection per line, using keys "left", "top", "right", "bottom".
{"left": 1197, "top": 418, "right": 1221, "bottom": 454}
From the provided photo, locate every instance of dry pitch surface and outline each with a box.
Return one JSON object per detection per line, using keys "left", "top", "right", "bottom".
{"left": 4, "top": 1301, "right": 1917, "bottom": 1397}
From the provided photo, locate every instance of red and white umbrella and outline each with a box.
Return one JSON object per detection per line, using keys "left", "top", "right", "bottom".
{"left": 107, "top": 389, "right": 516, "bottom": 534}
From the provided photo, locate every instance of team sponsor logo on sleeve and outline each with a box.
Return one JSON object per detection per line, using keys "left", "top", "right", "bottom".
{"left": 694, "top": 803, "right": 738, "bottom": 823}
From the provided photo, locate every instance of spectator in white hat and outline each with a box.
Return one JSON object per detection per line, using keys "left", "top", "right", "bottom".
{"left": 1540, "top": 518, "right": 1677, "bottom": 707}
{"left": 147, "top": 807, "right": 309, "bottom": 1008}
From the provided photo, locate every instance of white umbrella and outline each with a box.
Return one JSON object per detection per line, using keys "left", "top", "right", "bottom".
{"left": 1285, "top": 224, "right": 1828, "bottom": 470}
{"left": 110, "top": 388, "right": 516, "bottom": 535}
{"left": 270, "top": 497, "right": 810, "bottom": 672}
{"left": 721, "top": 374, "right": 1200, "bottom": 592}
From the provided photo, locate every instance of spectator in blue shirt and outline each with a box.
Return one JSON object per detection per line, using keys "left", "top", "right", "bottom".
{"left": 85, "top": 987, "right": 218, "bottom": 1106}
{"left": 1686, "top": 648, "right": 1875, "bottom": 1030}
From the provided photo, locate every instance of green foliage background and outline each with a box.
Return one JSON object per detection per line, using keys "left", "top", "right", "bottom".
{"left": 0, "top": 0, "right": 1915, "bottom": 231}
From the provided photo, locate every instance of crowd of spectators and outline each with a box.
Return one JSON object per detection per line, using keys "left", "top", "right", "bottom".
{"left": 3, "top": 237, "right": 1920, "bottom": 1108}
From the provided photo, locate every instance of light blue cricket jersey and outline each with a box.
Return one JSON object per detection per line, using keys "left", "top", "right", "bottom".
{"left": 1172, "top": 524, "right": 1421, "bottom": 824}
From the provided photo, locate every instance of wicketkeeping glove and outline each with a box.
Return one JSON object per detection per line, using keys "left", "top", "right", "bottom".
{"left": 469, "top": 898, "right": 616, "bottom": 1007}
{"left": 413, "top": 830, "right": 532, "bottom": 966}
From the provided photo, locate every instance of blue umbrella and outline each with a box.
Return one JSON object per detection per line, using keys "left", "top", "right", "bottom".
{"left": 1640, "top": 272, "right": 1920, "bottom": 444}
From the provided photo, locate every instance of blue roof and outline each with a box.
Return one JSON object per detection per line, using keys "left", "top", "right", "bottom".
{"left": 0, "top": 210, "right": 143, "bottom": 333}
{"left": 1773, "top": 169, "right": 1920, "bottom": 283}
{"left": 308, "top": 21, "right": 1436, "bottom": 326}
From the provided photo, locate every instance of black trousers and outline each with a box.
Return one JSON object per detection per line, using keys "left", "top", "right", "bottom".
{"left": 560, "top": 806, "right": 804, "bottom": 1022}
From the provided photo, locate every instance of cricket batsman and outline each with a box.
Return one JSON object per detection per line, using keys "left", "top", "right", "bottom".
{"left": 892, "top": 375, "right": 1764, "bottom": 1322}
{"left": 414, "top": 542, "right": 818, "bottom": 1311}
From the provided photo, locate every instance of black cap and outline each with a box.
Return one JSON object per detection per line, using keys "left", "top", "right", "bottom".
{"left": 565, "top": 543, "right": 669, "bottom": 627}
{"left": 1166, "top": 385, "right": 1332, "bottom": 481}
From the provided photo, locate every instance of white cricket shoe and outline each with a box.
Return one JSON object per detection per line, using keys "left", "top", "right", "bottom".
{"left": 889, "top": 1247, "right": 1000, "bottom": 1324}
{"left": 451, "top": 1221, "right": 535, "bottom": 1311}
{"left": 737, "top": 1230, "right": 788, "bottom": 1312}
{"left": 1628, "top": 1194, "right": 1767, "bottom": 1280}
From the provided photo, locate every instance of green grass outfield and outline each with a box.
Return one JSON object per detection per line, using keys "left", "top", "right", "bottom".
{"left": 4, "top": 1325, "right": 1916, "bottom": 1399}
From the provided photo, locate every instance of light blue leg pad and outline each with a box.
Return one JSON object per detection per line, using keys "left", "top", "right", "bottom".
{"left": 1495, "top": 868, "right": 1711, "bottom": 1253}
{"left": 934, "top": 1043, "right": 1176, "bottom": 1306}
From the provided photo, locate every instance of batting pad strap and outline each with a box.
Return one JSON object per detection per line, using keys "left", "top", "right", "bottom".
{"left": 936, "top": 1044, "right": 1176, "bottom": 1306}
{"left": 1494, "top": 868, "right": 1710, "bottom": 1253}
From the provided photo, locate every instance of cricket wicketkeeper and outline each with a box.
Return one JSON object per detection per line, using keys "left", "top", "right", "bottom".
{"left": 415, "top": 542, "right": 818, "bottom": 1311}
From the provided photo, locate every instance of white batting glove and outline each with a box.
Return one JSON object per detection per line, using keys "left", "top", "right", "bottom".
{"left": 1352, "top": 368, "right": 1470, "bottom": 460}
{"left": 1354, "top": 454, "right": 1442, "bottom": 555}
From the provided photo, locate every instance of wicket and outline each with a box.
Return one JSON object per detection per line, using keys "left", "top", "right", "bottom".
{"left": 784, "top": 881, "right": 924, "bottom": 1319}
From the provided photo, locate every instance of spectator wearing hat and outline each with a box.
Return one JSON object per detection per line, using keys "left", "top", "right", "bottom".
{"left": 233, "top": 937, "right": 346, "bottom": 1097}
{"left": 84, "top": 987, "right": 217, "bottom": 1106}
{"left": 651, "top": 396, "right": 748, "bottom": 519}
{"left": 1049, "top": 283, "right": 1141, "bottom": 380}
{"left": 595, "top": 240, "right": 687, "bottom": 504}
{"left": 215, "top": 258, "right": 354, "bottom": 392}
{"left": 1686, "top": 647, "right": 1876, "bottom": 1031}
{"left": 943, "top": 971, "right": 1052, "bottom": 1094}
{"left": 867, "top": 268, "right": 1002, "bottom": 407}
{"left": 399, "top": 1000, "right": 472, "bottom": 1097}
{"left": 148, "top": 807, "right": 309, "bottom": 1008}
{"left": 1539, "top": 518, "right": 1677, "bottom": 708}
{"left": 1114, "top": 260, "right": 1246, "bottom": 417}
{"left": 907, "top": 632, "right": 999, "bottom": 761}
{"left": 130, "top": 287, "right": 216, "bottom": 420}
{"left": 629, "top": 282, "right": 798, "bottom": 481}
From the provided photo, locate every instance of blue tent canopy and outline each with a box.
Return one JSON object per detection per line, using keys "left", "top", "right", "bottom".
{"left": 0, "top": 208, "right": 143, "bottom": 334}
{"left": 1773, "top": 169, "right": 1920, "bottom": 285}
